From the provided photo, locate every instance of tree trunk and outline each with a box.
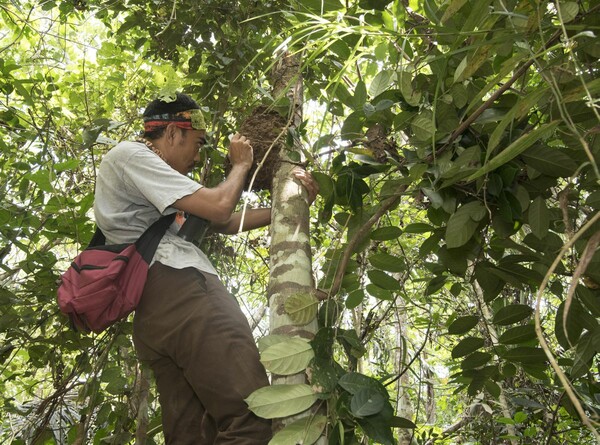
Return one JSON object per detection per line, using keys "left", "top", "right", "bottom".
{"left": 395, "top": 306, "right": 414, "bottom": 445}
{"left": 267, "top": 53, "right": 321, "bottom": 434}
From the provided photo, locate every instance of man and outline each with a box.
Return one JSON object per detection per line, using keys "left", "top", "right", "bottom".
{"left": 93, "top": 93, "right": 318, "bottom": 444}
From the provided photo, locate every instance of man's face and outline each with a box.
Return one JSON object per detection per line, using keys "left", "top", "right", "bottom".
{"left": 173, "top": 128, "right": 207, "bottom": 175}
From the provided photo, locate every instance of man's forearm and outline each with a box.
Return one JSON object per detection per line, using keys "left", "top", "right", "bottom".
{"left": 212, "top": 208, "right": 272, "bottom": 234}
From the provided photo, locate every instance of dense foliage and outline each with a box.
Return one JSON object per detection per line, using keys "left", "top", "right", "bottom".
{"left": 1, "top": 0, "right": 599, "bottom": 443}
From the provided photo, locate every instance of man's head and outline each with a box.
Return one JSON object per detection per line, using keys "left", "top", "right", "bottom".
{"left": 142, "top": 93, "right": 206, "bottom": 139}
{"left": 142, "top": 93, "right": 207, "bottom": 174}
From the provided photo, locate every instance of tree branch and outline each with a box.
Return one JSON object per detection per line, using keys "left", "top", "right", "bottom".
{"left": 317, "top": 192, "right": 403, "bottom": 300}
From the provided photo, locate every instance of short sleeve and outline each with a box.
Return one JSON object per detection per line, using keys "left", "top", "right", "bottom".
{"left": 120, "top": 148, "right": 202, "bottom": 213}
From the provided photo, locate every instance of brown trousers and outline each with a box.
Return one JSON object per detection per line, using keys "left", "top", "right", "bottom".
{"left": 133, "top": 262, "right": 272, "bottom": 444}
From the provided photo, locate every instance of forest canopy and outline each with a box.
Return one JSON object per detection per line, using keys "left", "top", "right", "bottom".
{"left": 1, "top": 0, "right": 599, "bottom": 444}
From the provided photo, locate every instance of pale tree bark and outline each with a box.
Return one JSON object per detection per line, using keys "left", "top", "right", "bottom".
{"left": 471, "top": 277, "right": 518, "bottom": 444}
{"left": 267, "top": 52, "right": 323, "bottom": 438}
{"left": 133, "top": 366, "right": 152, "bottom": 445}
{"left": 395, "top": 306, "right": 414, "bottom": 445}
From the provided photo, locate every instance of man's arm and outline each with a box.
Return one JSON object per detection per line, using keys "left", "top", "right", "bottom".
{"left": 172, "top": 133, "right": 252, "bottom": 222}
{"left": 211, "top": 208, "right": 272, "bottom": 234}
{"left": 211, "top": 168, "right": 319, "bottom": 235}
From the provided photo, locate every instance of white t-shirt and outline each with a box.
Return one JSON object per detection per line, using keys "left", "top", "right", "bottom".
{"left": 94, "top": 140, "right": 218, "bottom": 276}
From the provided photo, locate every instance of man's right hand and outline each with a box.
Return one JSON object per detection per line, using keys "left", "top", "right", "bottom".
{"left": 228, "top": 133, "right": 253, "bottom": 170}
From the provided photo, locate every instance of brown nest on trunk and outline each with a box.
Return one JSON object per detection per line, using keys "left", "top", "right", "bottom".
{"left": 225, "top": 106, "right": 288, "bottom": 191}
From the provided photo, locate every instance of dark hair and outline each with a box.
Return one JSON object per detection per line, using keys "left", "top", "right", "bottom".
{"left": 142, "top": 93, "right": 200, "bottom": 139}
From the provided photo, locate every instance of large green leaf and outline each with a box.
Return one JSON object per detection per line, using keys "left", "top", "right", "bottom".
{"left": 369, "top": 70, "right": 393, "bottom": 98}
{"left": 260, "top": 337, "right": 314, "bottom": 376}
{"left": 487, "top": 88, "right": 548, "bottom": 155}
{"left": 411, "top": 111, "right": 435, "bottom": 141}
{"left": 445, "top": 201, "right": 486, "bottom": 248}
{"left": 527, "top": 196, "right": 549, "bottom": 239}
{"left": 492, "top": 304, "right": 533, "bottom": 326}
{"left": 367, "top": 269, "right": 401, "bottom": 291}
{"left": 452, "top": 336, "right": 485, "bottom": 358}
{"left": 461, "top": 351, "right": 492, "bottom": 370}
{"left": 498, "top": 325, "right": 537, "bottom": 345}
{"left": 338, "top": 372, "right": 387, "bottom": 397}
{"left": 521, "top": 145, "right": 578, "bottom": 177}
{"left": 370, "top": 226, "right": 403, "bottom": 240}
{"left": 268, "top": 414, "right": 327, "bottom": 445}
{"left": 284, "top": 293, "right": 319, "bottom": 325}
{"left": 441, "top": 0, "right": 468, "bottom": 23}
{"left": 448, "top": 315, "right": 479, "bottom": 335}
{"left": 356, "top": 403, "right": 396, "bottom": 445}
{"left": 502, "top": 347, "right": 548, "bottom": 365}
{"left": 350, "top": 387, "right": 386, "bottom": 417}
{"left": 368, "top": 252, "right": 405, "bottom": 272}
{"left": 466, "top": 121, "right": 560, "bottom": 181}
{"left": 245, "top": 384, "right": 317, "bottom": 419}
{"left": 571, "top": 329, "right": 600, "bottom": 378}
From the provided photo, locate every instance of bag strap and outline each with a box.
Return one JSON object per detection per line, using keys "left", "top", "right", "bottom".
{"left": 135, "top": 213, "right": 177, "bottom": 264}
{"left": 87, "top": 213, "right": 176, "bottom": 263}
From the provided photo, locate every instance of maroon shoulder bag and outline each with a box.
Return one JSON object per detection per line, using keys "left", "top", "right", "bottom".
{"left": 57, "top": 214, "right": 175, "bottom": 333}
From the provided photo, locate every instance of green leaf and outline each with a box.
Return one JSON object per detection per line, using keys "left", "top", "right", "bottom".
{"left": 390, "top": 416, "right": 417, "bottom": 429}
{"left": 521, "top": 145, "right": 578, "bottom": 177}
{"left": 555, "top": 299, "right": 589, "bottom": 349}
{"left": 403, "top": 223, "right": 434, "bottom": 233}
{"left": 338, "top": 372, "right": 387, "bottom": 397}
{"left": 260, "top": 337, "right": 314, "bottom": 376}
{"left": 54, "top": 158, "right": 80, "bottom": 172}
{"left": 268, "top": 414, "right": 327, "bottom": 445}
{"left": 560, "top": 2, "right": 579, "bottom": 22}
{"left": 258, "top": 335, "right": 290, "bottom": 352}
{"left": 451, "top": 83, "right": 468, "bottom": 108}
{"left": 354, "top": 80, "right": 367, "bottom": 108}
{"left": 284, "top": 293, "right": 319, "bottom": 325}
{"left": 368, "top": 252, "right": 405, "bottom": 272}
{"left": 337, "top": 330, "right": 367, "bottom": 358}
{"left": 502, "top": 347, "right": 548, "bottom": 364}
{"left": 492, "top": 304, "right": 533, "bottom": 326}
{"left": 466, "top": 121, "right": 560, "bottom": 182}
{"left": 369, "top": 70, "right": 393, "bottom": 98}
{"left": 487, "top": 88, "right": 548, "bottom": 156}
{"left": 399, "top": 71, "right": 421, "bottom": 106}
{"left": 445, "top": 201, "right": 486, "bottom": 248}
{"left": 454, "top": 55, "right": 469, "bottom": 84}
{"left": 441, "top": 0, "right": 468, "bottom": 23}
{"left": 26, "top": 169, "right": 55, "bottom": 193}
{"left": 448, "top": 315, "right": 479, "bottom": 335}
{"left": 357, "top": 406, "right": 395, "bottom": 445}
{"left": 461, "top": 351, "right": 492, "bottom": 370}
{"left": 497, "top": 263, "right": 543, "bottom": 287}
{"left": 245, "top": 384, "right": 317, "bottom": 419}
{"left": 346, "top": 289, "right": 365, "bottom": 309}
{"left": 474, "top": 262, "right": 505, "bottom": 301}
{"left": 498, "top": 325, "right": 537, "bottom": 345}
{"left": 301, "top": 0, "right": 343, "bottom": 12}
{"left": 411, "top": 111, "right": 435, "bottom": 141}
{"left": 571, "top": 329, "right": 600, "bottom": 378}
{"left": 366, "top": 284, "right": 393, "bottom": 301}
{"left": 528, "top": 196, "right": 549, "bottom": 239}
{"left": 485, "top": 380, "right": 501, "bottom": 398}
{"left": 368, "top": 269, "right": 401, "bottom": 291}
{"left": 370, "top": 226, "right": 402, "bottom": 240}
{"left": 312, "top": 172, "right": 335, "bottom": 199}
{"left": 585, "top": 191, "right": 600, "bottom": 210}
{"left": 452, "top": 337, "right": 485, "bottom": 359}
{"left": 351, "top": 388, "right": 386, "bottom": 417}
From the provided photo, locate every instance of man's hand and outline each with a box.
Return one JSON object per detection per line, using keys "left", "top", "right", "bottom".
{"left": 292, "top": 167, "right": 320, "bottom": 205}
{"left": 228, "top": 133, "right": 253, "bottom": 170}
